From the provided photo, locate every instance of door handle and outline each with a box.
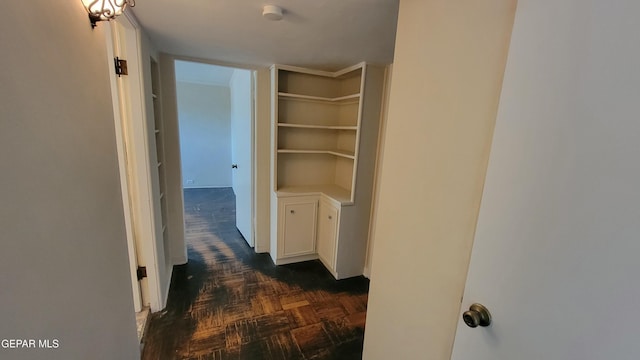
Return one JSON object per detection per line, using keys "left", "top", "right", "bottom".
{"left": 462, "top": 303, "right": 492, "bottom": 328}
{"left": 232, "top": 164, "right": 238, "bottom": 169}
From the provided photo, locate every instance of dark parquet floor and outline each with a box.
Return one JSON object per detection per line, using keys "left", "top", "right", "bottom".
{"left": 141, "top": 188, "right": 369, "bottom": 360}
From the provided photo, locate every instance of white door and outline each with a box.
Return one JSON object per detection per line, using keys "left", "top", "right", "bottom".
{"left": 317, "top": 200, "right": 338, "bottom": 270}
{"left": 452, "top": 1, "right": 640, "bottom": 359}
{"left": 230, "top": 69, "right": 254, "bottom": 246}
{"left": 280, "top": 198, "right": 318, "bottom": 257}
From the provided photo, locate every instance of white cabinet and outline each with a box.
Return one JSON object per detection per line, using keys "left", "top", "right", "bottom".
{"left": 317, "top": 199, "right": 339, "bottom": 275}
{"left": 277, "top": 196, "right": 318, "bottom": 260}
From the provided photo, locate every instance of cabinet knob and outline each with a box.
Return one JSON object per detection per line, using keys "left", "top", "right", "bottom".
{"left": 328, "top": 215, "right": 332, "bottom": 219}
{"left": 290, "top": 210, "right": 295, "bottom": 214}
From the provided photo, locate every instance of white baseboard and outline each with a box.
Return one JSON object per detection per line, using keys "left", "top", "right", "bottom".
{"left": 274, "top": 253, "right": 319, "bottom": 265}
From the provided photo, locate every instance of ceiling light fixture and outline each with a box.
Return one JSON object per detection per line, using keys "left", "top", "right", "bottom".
{"left": 81, "top": 0, "right": 136, "bottom": 28}
{"left": 262, "top": 5, "right": 284, "bottom": 21}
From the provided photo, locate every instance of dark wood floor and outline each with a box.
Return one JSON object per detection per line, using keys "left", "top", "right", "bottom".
{"left": 142, "top": 188, "right": 369, "bottom": 360}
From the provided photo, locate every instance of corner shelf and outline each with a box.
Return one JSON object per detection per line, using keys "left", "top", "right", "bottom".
{"left": 270, "top": 62, "right": 386, "bottom": 279}
{"left": 277, "top": 149, "right": 356, "bottom": 159}
{"left": 277, "top": 123, "right": 357, "bottom": 131}
{"left": 278, "top": 92, "right": 360, "bottom": 103}
{"left": 273, "top": 64, "right": 364, "bottom": 202}
{"left": 277, "top": 185, "right": 353, "bottom": 205}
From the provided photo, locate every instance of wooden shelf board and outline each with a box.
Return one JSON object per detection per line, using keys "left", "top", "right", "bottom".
{"left": 327, "top": 150, "right": 356, "bottom": 159}
{"left": 277, "top": 123, "right": 357, "bottom": 130}
{"left": 278, "top": 92, "right": 360, "bottom": 103}
{"left": 277, "top": 185, "right": 353, "bottom": 205}
{"left": 277, "top": 149, "right": 355, "bottom": 159}
{"left": 274, "top": 63, "right": 364, "bottom": 79}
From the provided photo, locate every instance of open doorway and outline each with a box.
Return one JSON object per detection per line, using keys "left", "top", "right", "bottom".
{"left": 174, "top": 60, "right": 255, "bottom": 247}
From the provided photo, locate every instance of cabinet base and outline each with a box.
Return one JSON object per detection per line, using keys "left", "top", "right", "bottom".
{"left": 273, "top": 253, "right": 318, "bottom": 266}
{"left": 318, "top": 256, "right": 339, "bottom": 279}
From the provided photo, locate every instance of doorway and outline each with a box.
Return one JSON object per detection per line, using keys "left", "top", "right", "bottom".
{"left": 174, "top": 60, "right": 255, "bottom": 247}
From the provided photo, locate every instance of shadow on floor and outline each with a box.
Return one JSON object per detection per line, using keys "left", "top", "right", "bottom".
{"left": 142, "top": 188, "right": 369, "bottom": 360}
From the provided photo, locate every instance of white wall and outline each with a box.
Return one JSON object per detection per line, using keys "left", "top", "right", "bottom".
{"left": 177, "top": 82, "right": 232, "bottom": 188}
{"left": 363, "top": 0, "right": 516, "bottom": 359}
{"left": 0, "top": 2, "right": 139, "bottom": 359}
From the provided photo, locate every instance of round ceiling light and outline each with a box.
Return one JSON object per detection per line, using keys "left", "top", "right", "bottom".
{"left": 262, "top": 5, "right": 284, "bottom": 21}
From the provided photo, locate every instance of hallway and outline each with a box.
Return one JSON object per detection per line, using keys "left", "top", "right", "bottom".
{"left": 142, "top": 188, "right": 369, "bottom": 359}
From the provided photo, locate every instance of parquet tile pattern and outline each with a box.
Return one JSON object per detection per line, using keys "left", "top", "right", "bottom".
{"left": 142, "top": 188, "right": 369, "bottom": 360}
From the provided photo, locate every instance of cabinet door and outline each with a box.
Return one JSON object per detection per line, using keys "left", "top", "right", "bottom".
{"left": 281, "top": 199, "right": 318, "bottom": 257}
{"left": 317, "top": 201, "right": 339, "bottom": 269}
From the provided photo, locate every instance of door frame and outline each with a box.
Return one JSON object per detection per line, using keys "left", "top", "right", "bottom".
{"left": 104, "top": 22, "right": 142, "bottom": 312}
{"left": 104, "top": 12, "right": 164, "bottom": 312}
{"left": 170, "top": 56, "right": 259, "bottom": 251}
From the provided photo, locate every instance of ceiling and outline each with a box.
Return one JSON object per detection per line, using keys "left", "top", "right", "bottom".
{"left": 131, "top": 0, "right": 399, "bottom": 71}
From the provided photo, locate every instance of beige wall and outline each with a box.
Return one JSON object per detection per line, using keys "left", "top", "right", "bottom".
{"left": 0, "top": 2, "right": 139, "bottom": 359}
{"left": 254, "top": 68, "right": 272, "bottom": 253}
{"left": 363, "top": 0, "right": 516, "bottom": 359}
{"left": 159, "top": 53, "right": 189, "bottom": 269}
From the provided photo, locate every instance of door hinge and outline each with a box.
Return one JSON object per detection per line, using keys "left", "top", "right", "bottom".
{"left": 136, "top": 266, "right": 147, "bottom": 281}
{"left": 114, "top": 57, "right": 128, "bottom": 77}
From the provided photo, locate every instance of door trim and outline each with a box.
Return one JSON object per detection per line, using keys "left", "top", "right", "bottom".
{"left": 104, "top": 22, "right": 142, "bottom": 312}
{"left": 105, "top": 11, "right": 165, "bottom": 312}
{"left": 169, "top": 55, "right": 260, "bottom": 252}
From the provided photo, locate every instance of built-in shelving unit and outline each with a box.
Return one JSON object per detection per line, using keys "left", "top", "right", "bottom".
{"left": 270, "top": 62, "right": 386, "bottom": 279}
{"left": 150, "top": 59, "right": 170, "bottom": 261}
{"left": 273, "top": 63, "right": 364, "bottom": 204}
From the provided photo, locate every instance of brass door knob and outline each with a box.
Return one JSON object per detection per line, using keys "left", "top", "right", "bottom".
{"left": 462, "top": 303, "right": 492, "bottom": 328}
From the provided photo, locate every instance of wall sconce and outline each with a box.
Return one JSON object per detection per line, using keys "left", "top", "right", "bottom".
{"left": 82, "top": 0, "right": 136, "bottom": 28}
